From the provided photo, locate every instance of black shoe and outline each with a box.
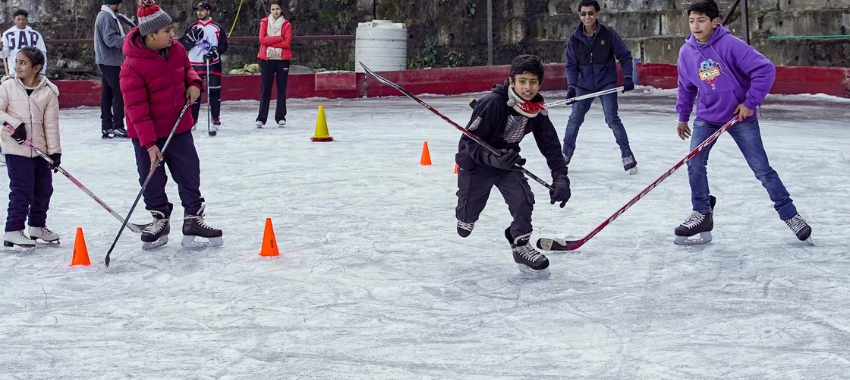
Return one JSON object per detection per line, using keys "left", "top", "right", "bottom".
{"left": 112, "top": 127, "right": 129, "bottom": 138}
{"left": 102, "top": 129, "right": 114, "bottom": 139}
{"left": 213, "top": 118, "right": 222, "bottom": 126}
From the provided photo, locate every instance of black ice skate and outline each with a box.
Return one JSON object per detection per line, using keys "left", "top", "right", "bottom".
{"left": 112, "top": 127, "right": 129, "bottom": 138}
{"left": 456, "top": 220, "right": 475, "bottom": 237}
{"left": 783, "top": 213, "right": 813, "bottom": 245}
{"left": 623, "top": 154, "right": 638, "bottom": 175}
{"left": 506, "top": 228, "right": 550, "bottom": 277}
{"left": 181, "top": 205, "right": 223, "bottom": 248}
{"left": 29, "top": 226, "right": 60, "bottom": 244}
{"left": 141, "top": 210, "right": 170, "bottom": 250}
{"left": 674, "top": 195, "right": 716, "bottom": 245}
{"left": 213, "top": 117, "right": 222, "bottom": 126}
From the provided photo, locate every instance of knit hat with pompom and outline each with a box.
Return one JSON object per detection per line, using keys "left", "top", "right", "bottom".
{"left": 137, "top": 0, "right": 172, "bottom": 36}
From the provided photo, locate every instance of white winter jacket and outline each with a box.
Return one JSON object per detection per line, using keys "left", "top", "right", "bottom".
{"left": 0, "top": 75, "right": 61, "bottom": 158}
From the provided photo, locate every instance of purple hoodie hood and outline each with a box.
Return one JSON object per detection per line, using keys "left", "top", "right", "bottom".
{"left": 676, "top": 25, "right": 776, "bottom": 124}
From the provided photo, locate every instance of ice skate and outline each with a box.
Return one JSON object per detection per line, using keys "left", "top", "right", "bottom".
{"left": 674, "top": 196, "right": 716, "bottom": 245}
{"left": 278, "top": 119, "right": 286, "bottom": 128}
{"left": 456, "top": 220, "right": 474, "bottom": 237}
{"left": 255, "top": 120, "right": 264, "bottom": 128}
{"left": 4, "top": 230, "right": 36, "bottom": 249}
{"left": 29, "top": 226, "right": 60, "bottom": 244}
{"left": 141, "top": 210, "right": 170, "bottom": 250}
{"left": 181, "top": 205, "right": 223, "bottom": 248}
{"left": 784, "top": 213, "right": 813, "bottom": 245}
{"left": 506, "top": 228, "right": 550, "bottom": 277}
{"left": 112, "top": 127, "right": 129, "bottom": 138}
{"left": 623, "top": 154, "right": 638, "bottom": 175}
{"left": 213, "top": 117, "right": 222, "bottom": 126}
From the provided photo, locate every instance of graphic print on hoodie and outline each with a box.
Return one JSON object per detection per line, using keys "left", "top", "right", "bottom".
{"left": 676, "top": 25, "right": 776, "bottom": 125}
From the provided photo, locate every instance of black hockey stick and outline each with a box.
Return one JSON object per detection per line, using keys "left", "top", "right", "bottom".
{"left": 105, "top": 101, "right": 191, "bottom": 267}
{"left": 360, "top": 62, "right": 555, "bottom": 192}
{"left": 537, "top": 116, "right": 740, "bottom": 251}
{"left": 3, "top": 123, "right": 148, "bottom": 233}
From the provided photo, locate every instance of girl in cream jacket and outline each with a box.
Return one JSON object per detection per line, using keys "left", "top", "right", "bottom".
{"left": 0, "top": 46, "right": 61, "bottom": 248}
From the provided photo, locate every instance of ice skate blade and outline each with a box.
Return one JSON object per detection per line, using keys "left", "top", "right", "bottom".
{"left": 806, "top": 237, "right": 814, "bottom": 246}
{"left": 181, "top": 235, "right": 224, "bottom": 249}
{"left": 4, "top": 240, "right": 36, "bottom": 249}
{"left": 517, "top": 264, "right": 551, "bottom": 278}
{"left": 628, "top": 167, "right": 639, "bottom": 175}
{"left": 30, "top": 237, "right": 60, "bottom": 245}
{"left": 674, "top": 231, "right": 712, "bottom": 245}
{"left": 142, "top": 236, "right": 168, "bottom": 250}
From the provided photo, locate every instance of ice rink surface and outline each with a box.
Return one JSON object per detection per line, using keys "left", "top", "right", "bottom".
{"left": 1, "top": 87, "right": 848, "bottom": 379}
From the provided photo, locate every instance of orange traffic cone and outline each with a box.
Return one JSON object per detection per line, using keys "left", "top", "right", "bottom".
{"left": 260, "top": 218, "right": 280, "bottom": 257}
{"left": 420, "top": 142, "right": 432, "bottom": 166}
{"left": 70, "top": 228, "right": 90, "bottom": 266}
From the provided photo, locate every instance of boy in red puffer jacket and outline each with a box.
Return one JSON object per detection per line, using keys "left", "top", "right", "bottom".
{"left": 121, "top": 0, "right": 223, "bottom": 250}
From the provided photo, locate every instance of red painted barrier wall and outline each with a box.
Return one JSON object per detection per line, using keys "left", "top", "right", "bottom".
{"left": 53, "top": 63, "right": 849, "bottom": 108}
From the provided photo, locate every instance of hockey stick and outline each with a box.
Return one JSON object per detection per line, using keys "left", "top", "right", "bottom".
{"left": 546, "top": 87, "right": 623, "bottom": 108}
{"left": 469, "top": 87, "right": 623, "bottom": 110}
{"left": 2, "top": 122, "right": 147, "bottom": 233}
{"left": 537, "top": 116, "right": 740, "bottom": 251}
{"left": 360, "top": 62, "right": 555, "bottom": 192}
{"left": 205, "top": 57, "right": 216, "bottom": 137}
{"left": 105, "top": 101, "right": 191, "bottom": 267}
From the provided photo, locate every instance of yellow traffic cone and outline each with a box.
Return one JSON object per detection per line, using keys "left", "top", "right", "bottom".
{"left": 311, "top": 105, "right": 334, "bottom": 142}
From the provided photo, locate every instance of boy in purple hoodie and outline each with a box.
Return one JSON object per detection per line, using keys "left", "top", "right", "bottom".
{"left": 673, "top": 0, "right": 811, "bottom": 245}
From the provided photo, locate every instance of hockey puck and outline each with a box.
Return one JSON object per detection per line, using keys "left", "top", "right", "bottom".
{"left": 209, "top": 131, "right": 217, "bottom": 137}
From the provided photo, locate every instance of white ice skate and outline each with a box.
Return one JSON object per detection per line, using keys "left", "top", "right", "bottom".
{"left": 29, "top": 226, "right": 60, "bottom": 244}
{"left": 4, "top": 230, "right": 36, "bottom": 249}
{"left": 278, "top": 119, "right": 286, "bottom": 128}
{"left": 255, "top": 121, "right": 264, "bottom": 128}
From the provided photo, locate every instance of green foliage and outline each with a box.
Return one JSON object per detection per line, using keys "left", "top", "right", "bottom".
{"left": 409, "top": 37, "right": 439, "bottom": 69}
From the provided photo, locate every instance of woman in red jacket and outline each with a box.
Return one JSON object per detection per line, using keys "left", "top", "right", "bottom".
{"left": 121, "top": 0, "right": 222, "bottom": 250}
{"left": 255, "top": 2, "right": 292, "bottom": 128}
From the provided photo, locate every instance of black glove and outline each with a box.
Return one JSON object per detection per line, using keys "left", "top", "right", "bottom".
{"left": 549, "top": 172, "right": 571, "bottom": 208}
{"left": 481, "top": 149, "right": 525, "bottom": 170}
{"left": 566, "top": 87, "right": 577, "bottom": 100}
{"left": 187, "top": 27, "right": 204, "bottom": 43}
{"left": 623, "top": 77, "right": 635, "bottom": 92}
{"left": 48, "top": 153, "right": 61, "bottom": 172}
{"left": 11, "top": 123, "right": 26, "bottom": 144}
{"left": 203, "top": 47, "right": 219, "bottom": 62}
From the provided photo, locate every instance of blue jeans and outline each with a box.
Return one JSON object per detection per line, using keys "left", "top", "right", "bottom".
{"left": 687, "top": 119, "right": 797, "bottom": 220}
{"left": 562, "top": 87, "right": 633, "bottom": 159}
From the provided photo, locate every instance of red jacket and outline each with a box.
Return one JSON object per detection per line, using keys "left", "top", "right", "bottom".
{"left": 120, "top": 27, "right": 202, "bottom": 149}
{"left": 257, "top": 17, "right": 292, "bottom": 61}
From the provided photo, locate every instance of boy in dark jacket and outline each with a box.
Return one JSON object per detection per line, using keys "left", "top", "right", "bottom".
{"left": 121, "top": 0, "right": 223, "bottom": 250}
{"left": 673, "top": 0, "right": 811, "bottom": 245}
{"left": 563, "top": 0, "right": 637, "bottom": 174}
{"left": 456, "top": 55, "right": 571, "bottom": 277}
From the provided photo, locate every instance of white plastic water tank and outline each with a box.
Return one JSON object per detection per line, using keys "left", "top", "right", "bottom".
{"left": 355, "top": 20, "right": 408, "bottom": 73}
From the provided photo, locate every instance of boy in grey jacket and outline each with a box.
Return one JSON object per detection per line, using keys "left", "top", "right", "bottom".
{"left": 94, "top": 0, "right": 134, "bottom": 139}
